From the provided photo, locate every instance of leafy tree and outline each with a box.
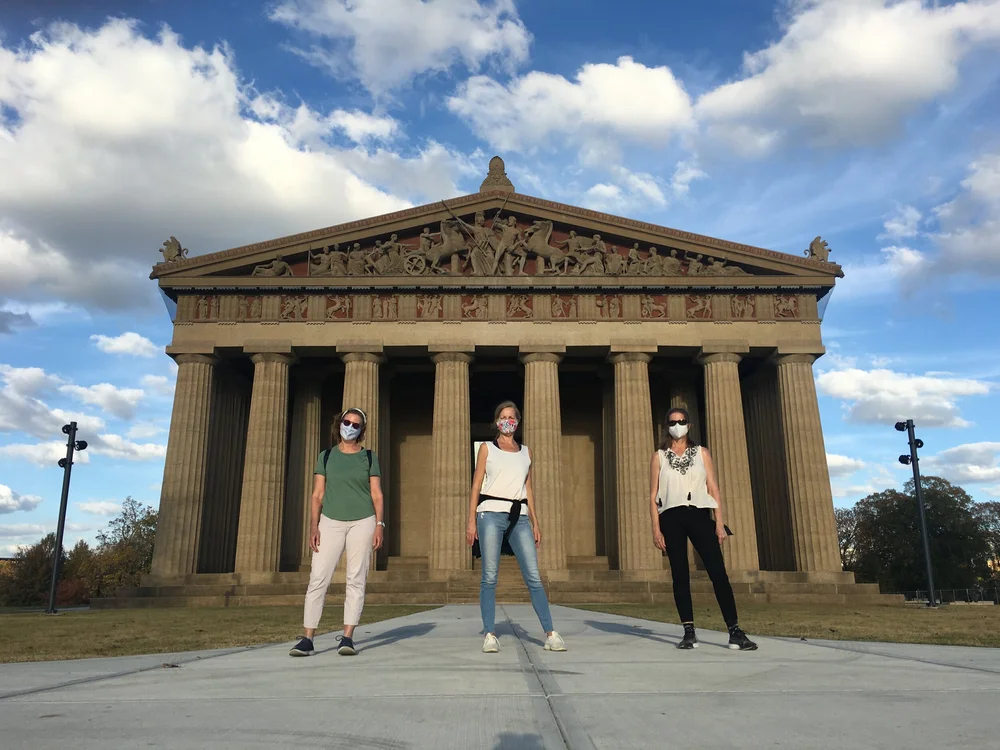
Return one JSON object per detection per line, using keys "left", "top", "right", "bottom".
{"left": 90, "top": 497, "right": 157, "bottom": 596}
{"left": 0, "top": 533, "right": 60, "bottom": 607}
{"left": 848, "top": 476, "right": 992, "bottom": 592}
{"left": 834, "top": 506, "right": 858, "bottom": 570}
{"left": 973, "top": 500, "right": 1000, "bottom": 586}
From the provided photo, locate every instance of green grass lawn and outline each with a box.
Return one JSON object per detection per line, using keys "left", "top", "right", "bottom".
{"left": 573, "top": 601, "right": 1000, "bottom": 648}
{"left": 0, "top": 605, "right": 437, "bottom": 663}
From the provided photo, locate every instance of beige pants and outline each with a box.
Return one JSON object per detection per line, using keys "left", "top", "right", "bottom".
{"left": 303, "top": 514, "right": 376, "bottom": 629}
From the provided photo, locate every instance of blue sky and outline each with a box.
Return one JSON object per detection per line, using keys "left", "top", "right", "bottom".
{"left": 2, "top": 0, "right": 1000, "bottom": 553}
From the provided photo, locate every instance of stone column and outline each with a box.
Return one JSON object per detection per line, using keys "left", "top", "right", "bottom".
{"left": 234, "top": 353, "right": 293, "bottom": 573}
{"left": 521, "top": 352, "right": 567, "bottom": 572}
{"left": 284, "top": 369, "right": 324, "bottom": 571}
{"left": 775, "top": 354, "right": 842, "bottom": 572}
{"left": 428, "top": 351, "right": 473, "bottom": 573}
{"left": 610, "top": 353, "right": 662, "bottom": 570}
{"left": 668, "top": 376, "right": 703, "bottom": 444}
{"left": 341, "top": 352, "right": 382, "bottom": 450}
{"left": 150, "top": 354, "right": 217, "bottom": 579}
{"left": 698, "top": 352, "right": 759, "bottom": 571}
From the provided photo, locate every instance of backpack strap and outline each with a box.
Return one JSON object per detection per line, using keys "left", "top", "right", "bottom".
{"left": 366, "top": 449, "right": 372, "bottom": 475}
{"left": 323, "top": 448, "right": 332, "bottom": 471}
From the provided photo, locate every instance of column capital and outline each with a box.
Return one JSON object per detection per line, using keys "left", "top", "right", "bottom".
{"left": 173, "top": 353, "right": 219, "bottom": 367}
{"left": 697, "top": 352, "right": 742, "bottom": 366}
{"left": 608, "top": 352, "right": 651, "bottom": 365}
{"left": 432, "top": 351, "right": 473, "bottom": 365}
{"left": 771, "top": 353, "right": 817, "bottom": 366}
{"left": 341, "top": 351, "right": 384, "bottom": 365}
{"left": 520, "top": 352, "right": 562, "bottom": 365}
{"left": 250, "top": 352, "right": 296, "bottom": 366}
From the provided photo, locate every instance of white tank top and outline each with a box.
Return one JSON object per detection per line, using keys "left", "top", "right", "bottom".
{"left": 655, "top": 445, "right": 718, "bottom": 513}
{"left": 478, "top": 441, "right": 530, "bottom": 512}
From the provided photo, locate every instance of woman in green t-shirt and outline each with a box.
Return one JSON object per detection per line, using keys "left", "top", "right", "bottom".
{"left": 290, "top": 407, "right": 384, "bottom": 657}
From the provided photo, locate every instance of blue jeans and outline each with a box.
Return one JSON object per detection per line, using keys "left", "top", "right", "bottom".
{"left": 478, "top": 511, "right": 554, "bottom": 634}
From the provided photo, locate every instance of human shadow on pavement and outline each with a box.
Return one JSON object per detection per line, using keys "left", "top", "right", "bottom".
{"left": 314, "top": 623, "right": 436, "bottom": 655}
{"left": 584, "top": 619, "right": 683, "bottom": 647}
{"left": 492, "top": 731, "right": 547, "bottom": 749}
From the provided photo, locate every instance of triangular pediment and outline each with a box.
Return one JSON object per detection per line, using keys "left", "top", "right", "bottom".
{"left": 151, "top": 190, "right": 842, "bottom": 288}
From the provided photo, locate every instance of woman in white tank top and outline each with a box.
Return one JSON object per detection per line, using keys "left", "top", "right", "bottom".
{"left": 649, "top": 407, "right": 757, "bottom": 651}
{"left": 466, "top": 401, "right": 567, "bottom": 654}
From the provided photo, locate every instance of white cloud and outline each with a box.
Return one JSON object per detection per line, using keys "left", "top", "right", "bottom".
{"left": 0, "top": 484, "right": 43, "bottom": 514}
{"left": 270, "top": 0, "right": 531, "bottom": 95}
{"left": 932, "top": 151, "right": 1000, "bottom": 274}
{"left": 0, "top": 441, "right": 91, "bottom": 467}
{"left": 0, "top": 20, "right": 474, "bottom": 313}
{"left": 91, "top": 332, "right": 159, "bottom": 358}
{"left": 696, "top": 0, "right": 1000, "bottom": 153}
{"left": 816, "top": 366, "right": 990, "bottom": 427}
{"left": 448, "top": 56, "right": 695, "bottom": 157}
{"left": 77, "top": 501, "right": 122, "bottom": 517}
{"left": 670, "top": 160, "right": 708, "bottom": 198}
{"left": 0, "top": 365, "right": 105, "bottom": 439}
{"left": 0, "top": 523, "right": 47, "bottom": 538}
{"left": 140, "top": 375, "right": 174, "bottom": 397}
{"left": 827, "top": 453, "right": 867, "bottom": 478}
{"left": 582, "top": 166, "right": 670, "bottom": 213}
{"left": 59, "top": 383, "right": 145, "bottom": 421}
{"left": 126, "top": 423, "right": 163, "bottom": 439}
{"left": 922, "top": 442, "right": 1000, "bottom": 484}
{"left": 89, "top": 434, "right": 166, "bottom": 461}
{"left": 0, "top": 302, "right": 35, "bottom": 334}
{"left": 837, "top": 245, "right": 930, "bottom": 299}
{"left": 880, "top": 204, "right": 922, "bottom": 239}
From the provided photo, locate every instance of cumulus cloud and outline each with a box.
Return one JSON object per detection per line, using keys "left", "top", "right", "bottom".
{"left": 140, "top": 375, "right": 174, "bottom": 398}
{"left": 0, "top": 365, "right": 104, "bottom": 439}
{"left": 0, "top": 302, "right": 35, "bottom": 334}
{"left": 696, "top": 0, "right": 1000, "bottom": 153}
{"left": 880, "top": 204, "right": 922, "bottom": 239}
{"left": 448, "top": 56, "right": 695, "bottom": 157}
{"left": 270, "top": 0, "right": 531, "bottom": 95}
{"left": 0, "top": 523, "right": 47, "bottom": 538}
{"left": 0, "top": 484, "right": 43, "bottom": 514}
{"left": 77, "top": 501, "right": 122, "bottom": 517}
{"left": 836, "top": 245, "right": 930, "bottom": 299}
{"left": 0, "top": 441, "right": 90, "bottom": 467}
{"left": 827, "top": 453, "right": 867, "bottom": 477}
{"left": 932, "top": 151, "right": 1000, "bottom": 275}
{"left": 59, "top": 383, "right": 145, "bottom": 421}
{"left": 0, "top": 20, "right": 474, "bottom": 314}
{"left": 126, "top": 423, "right": 164, "bottom": 439}
{"left": 91, "top": 332, "right": 159, "bottom": 358}
{"left": 816, "top": 365, "right": 990, "bottom": 427}
{"left": 922, "top": 442, "right": 1000, "bottom": 484}
{"left": 90, "top": 434, "right": 166, "bottom": 461}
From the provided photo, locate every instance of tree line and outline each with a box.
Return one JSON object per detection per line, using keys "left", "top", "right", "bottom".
{"left": 0, "top": 497, "right": 156, "bottom": 607}
{"left": 836, "top": 476, "right": 1000, "bottom": 593}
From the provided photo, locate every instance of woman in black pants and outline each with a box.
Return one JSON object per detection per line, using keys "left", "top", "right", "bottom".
{"left": 649, "top": 408, "right": 757, "bottom": 651}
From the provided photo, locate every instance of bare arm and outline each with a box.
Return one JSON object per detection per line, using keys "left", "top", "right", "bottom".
{"left": 525, "top": 448, "right": 541, "bottom": 547}
{"left": 308, "top": 474, "right": 325, "bottom": 552}
{"left": 649, "top": 451, "right": 661, "bottom": 529}
{"left": 370, "top": 476, "right": 385, "bottom": 550}
{"left": 466, "top": 443, "right": 489, "bottom": 545}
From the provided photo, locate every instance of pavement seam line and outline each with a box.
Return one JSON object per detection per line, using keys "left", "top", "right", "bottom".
{"left": 502, "top": 604, "right": 597, "bottom": 750}
{"left": 781, "top": 638, "right": 1000, "bottom": 676}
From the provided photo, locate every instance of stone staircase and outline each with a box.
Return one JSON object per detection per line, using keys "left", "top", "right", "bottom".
{"left": 91, "top": 555, "right": 901, "bottom": 609}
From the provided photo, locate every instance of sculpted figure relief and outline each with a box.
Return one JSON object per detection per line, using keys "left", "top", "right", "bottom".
{"left": 326, "top": 295, "right": 351, "bottom": 319}
{"left": 462, "top": 295, "right": 488, "bottom": 319}
{"left": 640, "top": 295, "right": 667, "bottom": 318}
{"left": 806, "top": 236, "right": 831, "bottom": 262}
{"left": 774, "top": 295, "right": 799, "bottom": 318}
{"left": 281, "top": 295, "right": 307, "bottom": 321}
{"left": 160, "top": 236, "right": 188, "bottom": 263}
{"left": 417, "top": 295, "right": 443, "bottom": 319}
{"left": 507, "top": 294, "right": 532, "bottom": 318}
{"left": 731, "top": 295, "right": 756, "bottom": 319}
{"left": 252, "top": 253, "right": 294, "bottom": 277}
{"left": 686, "top": 295, "right": 712, "bottom": 319}
{"left": 310, "top": 245, "right": 347, "bottom": 276}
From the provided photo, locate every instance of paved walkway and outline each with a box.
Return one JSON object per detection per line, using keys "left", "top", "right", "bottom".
{"left": 2, "top": 604, "right": 998, "bottom": 749}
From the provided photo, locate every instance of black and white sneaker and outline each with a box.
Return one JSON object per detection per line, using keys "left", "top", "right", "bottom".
{"left": 289, "top": 636, "right": 314, "bottom": 657}
{"left": 728, "top": 627, "right": 758, "bottom": 651}
{"left": 337, "top": 636, "right": 357, "bottom": 656}
{"left": 677, "top": 625, "right": 699, "bottom": 650}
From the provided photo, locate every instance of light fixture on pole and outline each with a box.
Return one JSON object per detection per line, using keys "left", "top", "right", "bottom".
{"left": 895, "top": 419, "right": 936, "bottom": 608}
{"left": 45, "top": 422, "right": 87, "bottom": 615}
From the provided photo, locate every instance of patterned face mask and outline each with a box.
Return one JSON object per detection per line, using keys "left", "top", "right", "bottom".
{"left": 496, "top": 418, "right": 518, "bottom": 435}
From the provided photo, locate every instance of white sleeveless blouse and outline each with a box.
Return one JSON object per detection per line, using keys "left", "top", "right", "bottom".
{"left": 655, "top": 445, "right": 718, "bottom": 513}
{"left": 478, "top": 441, "right": 530, "bottom": 512}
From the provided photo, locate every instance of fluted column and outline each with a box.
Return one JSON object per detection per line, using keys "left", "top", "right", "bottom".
{"left": 611, "top": 353, "right": 662, "bottom": 570}
{"left": 428, "top": 352, "right": 473, "bottom": 573}
{"left": 341, "top": 353, "right": 382, "bottom": 450}
{"left": 521, "top": 352, "right": 567, "bottom": 571}
{"left": 234, "top": 353, "right": 293, "bottom": 573}
{"left": 285, "top": 370, "right": 324, "bottom": 571}
{"left": 775, "top": 354, "right": 842, "bottom": 572}
{"left": 151, "top": 354, "right": 217, "bottom": 578}
{"left": 698, "top": 352, "right": 759, "bottom": 571}
{"left": 668, "top": 376, "right": 702, "bottom": 445}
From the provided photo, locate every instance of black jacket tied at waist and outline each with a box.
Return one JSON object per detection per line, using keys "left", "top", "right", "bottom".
{"left": 472, "top": 494, "right": 527, "bottom": 559}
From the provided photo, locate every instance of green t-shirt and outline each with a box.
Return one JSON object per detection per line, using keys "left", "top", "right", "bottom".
{"left": 314, "top": 448, "right": 381, "bottom": 521}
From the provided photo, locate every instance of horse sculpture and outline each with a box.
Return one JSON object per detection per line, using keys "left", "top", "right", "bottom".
{"left": 523, "top": 220, "right": 572, "bottom": 274}
{"left": 424, "top": 219, "right": 468, "bottom": 272}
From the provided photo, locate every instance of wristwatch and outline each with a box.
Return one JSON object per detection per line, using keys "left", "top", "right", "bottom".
{"left": 376, "top": 521, "right": 386, "bottom": 528}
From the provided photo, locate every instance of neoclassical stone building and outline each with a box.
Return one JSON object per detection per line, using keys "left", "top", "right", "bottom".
{"left": 128, "top": 157, "right": 869, "bottom": 606}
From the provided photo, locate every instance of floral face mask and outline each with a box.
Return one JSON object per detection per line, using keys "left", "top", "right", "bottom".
{"left": 496, "top": 418, "right": 518, "bottom": 435}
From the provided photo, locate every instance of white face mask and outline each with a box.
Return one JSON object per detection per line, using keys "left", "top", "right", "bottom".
{"left": 340, "top": 423, "right": 362, "bottom": 441}
{"left": 668, "top": 423, "right": 689, "bottom": 439}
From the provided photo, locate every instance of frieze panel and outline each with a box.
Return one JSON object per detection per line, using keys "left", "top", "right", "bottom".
{"left": 280, "top": 295, "right": 308, "bottom": 321}
{"left": 461, "top": 295, "right": 489, "bottom": 320}
{"left": 774, "top": 295, "right": 800, "bottom": 319}
{"left": 550, "top": 294, "right": 578, "bottom": 320}
{"left": 596, "top": 294, "right": 623, "bottom": 319}
{"left": 506, "top": 294, "right": 533, "bottom": 319}
{"left": 730, "top": 295, "right": 756, "bottom": 320}
{"left": 325, "top": 295, "right": 352, "bottom": 320}
{"left": 371, "top": 295, "right": 399, "bottom": 321}
{"left": 685, "top": 295, "right": 712, "bottom": 320}
{"left": 640, "top": 294, "right": 668, "bottom": 319}
{"left": 416, "top": 294, "right": 444, "bottom": 320}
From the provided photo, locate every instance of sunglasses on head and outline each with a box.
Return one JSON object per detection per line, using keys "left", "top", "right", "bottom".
{"left": 667, "top": 419, "right": 689, "bottom": 426}
{"left": 342, "top": 418, "right": 362, "bottom": 428}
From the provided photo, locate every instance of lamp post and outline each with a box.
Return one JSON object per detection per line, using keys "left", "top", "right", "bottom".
{"left": 895, "top": 419, "right": 936, "bottom": 608}
{"left": 45, "top": 422, "right": 87, "bottom": 615}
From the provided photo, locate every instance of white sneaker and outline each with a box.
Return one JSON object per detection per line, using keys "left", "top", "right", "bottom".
{"left": 544, "top": 632, "right": 567, "bottom": 652}
{"left": 482, "top": 633, "right": 500, "bottom": 653}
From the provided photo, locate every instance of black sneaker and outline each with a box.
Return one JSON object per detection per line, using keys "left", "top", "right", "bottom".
{"left": 337, "top": 636, "right": 357, "bottom": 656}
{"left": 728, "top": 627, "right": 758, "bottom": 651}
{"left": 289, "top": 636, "right": 314, "bottom": 657}
{"left": 677, "top": 625, "right": 699, "bottom": 650}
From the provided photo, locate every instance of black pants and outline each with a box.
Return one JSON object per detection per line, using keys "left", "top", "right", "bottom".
{"left": 660, "top": 506, "right": 739, "bottom": 628}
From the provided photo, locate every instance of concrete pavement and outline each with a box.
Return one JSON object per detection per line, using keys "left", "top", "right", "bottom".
{"left": 1, "top": 604, "right": 998, "bottom": 748}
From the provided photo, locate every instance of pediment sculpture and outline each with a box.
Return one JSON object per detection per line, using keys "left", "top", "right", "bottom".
{"left": 805, "top": 236, "right": 831, "bottom": 262}
{"left": 249, "top": 207, "right": 756, "bottom": 279}
{"left": 159, "top": 236, "right": 189, "bottom": 263}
